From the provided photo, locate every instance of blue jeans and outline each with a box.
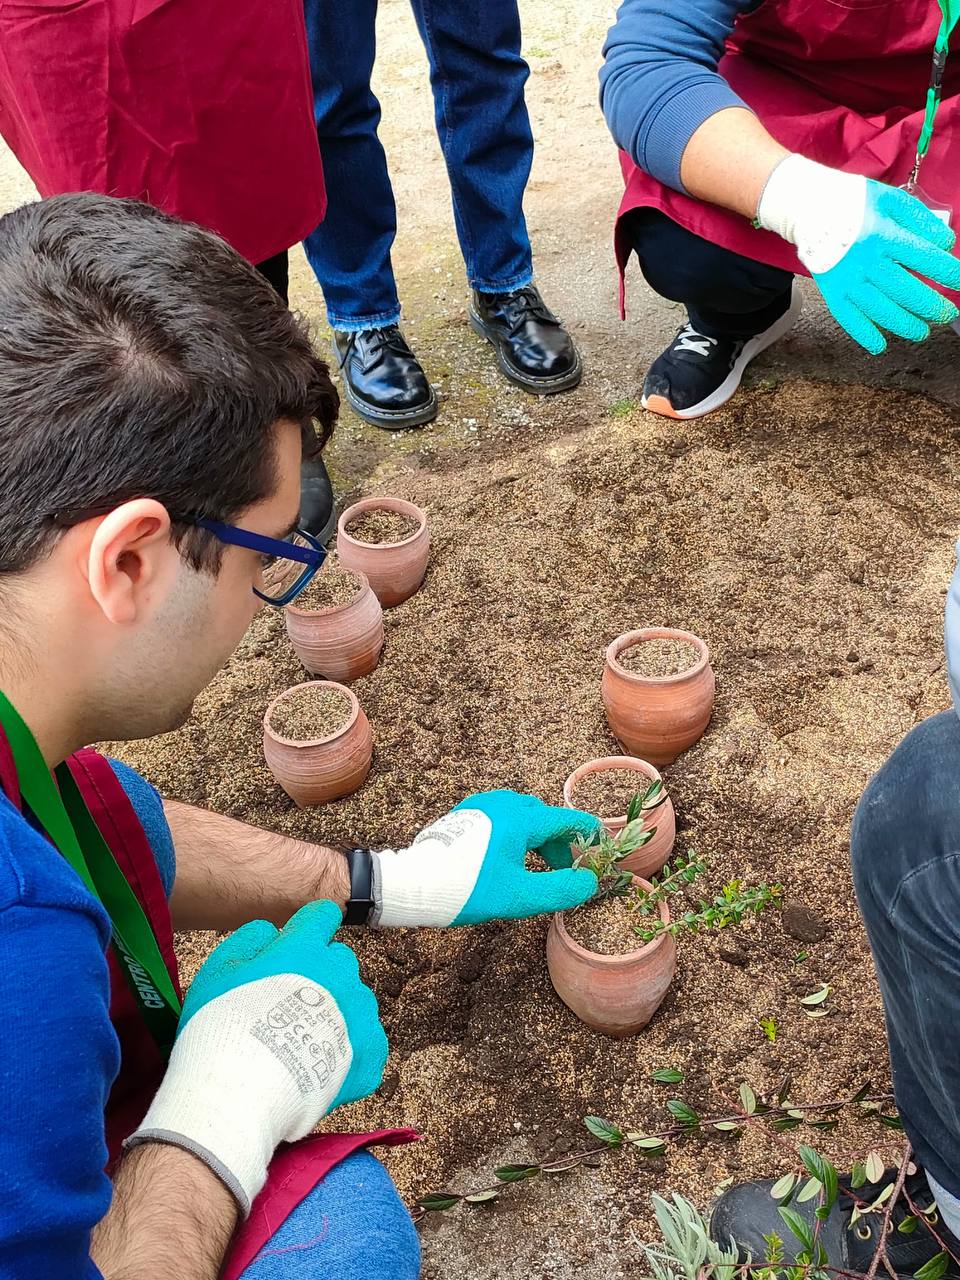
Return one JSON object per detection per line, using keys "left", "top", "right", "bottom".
{"left": 239, "top": 1152, "right": 421, "bottom": 1279}
{"left": 852, "top": 712, "right": 960, "bottom": 1205}
{"left": 302, "top": 0, "right": 535, "bottom": 330}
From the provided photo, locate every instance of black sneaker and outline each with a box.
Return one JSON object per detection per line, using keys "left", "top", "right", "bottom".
{"left": 642, "top": 285, "right": 801, "bottom": 420}
{"left": 469, "top": 284, "right": 582, "bottom": 394}
{"left": 299, "top": 454, "right": 335, "bottom": 544}
{"left": 711, "top": 1166, "right": 960, "bottom": 1278}
{"left": 333, "top": 326, "right": 437, "bottom": 430}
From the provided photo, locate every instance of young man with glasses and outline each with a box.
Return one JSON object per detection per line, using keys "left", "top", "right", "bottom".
{"left": 0, "top": 194, "right": 600, "bottom": 1279}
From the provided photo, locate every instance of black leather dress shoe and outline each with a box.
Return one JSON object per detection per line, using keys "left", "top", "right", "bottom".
{"left": 469, "top": 284, "right": 582, "bottom": 393}
{"left": 333, "top": 326, "right": 437, "bottom": 429}
{"left": 299, "top": 454, "right": 335, "bottom": 543}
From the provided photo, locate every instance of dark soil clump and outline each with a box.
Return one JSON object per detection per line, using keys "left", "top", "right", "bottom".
{"left": 269, "top": 684, "right": 352, "bottom": 740}
{"left": 564, "top": 892, "right": 648, "bottom": 955}
{"left": 619, "top": 637, "right": 700, "bottom": 677}
{"left": 294, "top": 567, "right": 363, "bottom": 611}
{"left": 570, "top": 769, "right": 656, "bottom": 819}
{"left": 346, "top": 508, "right": 420, "bottom": 545}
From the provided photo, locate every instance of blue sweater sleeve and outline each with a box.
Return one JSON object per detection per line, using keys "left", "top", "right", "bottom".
{"left": 107, "top": 758, "right": 176, "bottom": 898}
{"left": 600, "top": 0, "right": 758, "bottom": 193}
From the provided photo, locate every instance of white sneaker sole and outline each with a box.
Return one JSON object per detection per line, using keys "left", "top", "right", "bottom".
{"left": 642, "top": 286, "right": 803, "bottom": 420}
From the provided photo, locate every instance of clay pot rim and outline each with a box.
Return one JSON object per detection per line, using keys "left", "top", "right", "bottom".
{"left": 263, "top": 680, "right": 360, "bottom": 748}
{"left": 337, "top": 496, "right": 428, "bottom": 551}
{"left": 283, "top": 565, "right": 370, "bottom": 619}
{"left": 553, "top": 876, "right": 672, "bottom": 966}
{"left": 563, "top": 755, "right": 665, "bottom": 825}
{"left": 606, "top": 628, "right": 710, "bottom": 686}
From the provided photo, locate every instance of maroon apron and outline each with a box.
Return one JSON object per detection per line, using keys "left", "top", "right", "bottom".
{"left": 0, "top": 0, "right": 326, "bottom": 265}
{"left": 0, "top": 734, "right": 417, "bottom": 1270}
{"left": 616, "top": 0, "right": 960, "bottom": 312}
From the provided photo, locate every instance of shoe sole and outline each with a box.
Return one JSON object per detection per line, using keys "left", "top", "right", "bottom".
{"left": 642, "top": 287, "right": 803, "bottom": 421}
{"left": 334, "top": 341, "right": 439, "bottom": 430}
{"left": 468, "top": 309, "right": 583, "bottom": 394}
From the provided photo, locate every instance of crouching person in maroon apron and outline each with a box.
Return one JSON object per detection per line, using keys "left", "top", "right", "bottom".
{"left": 0, "top": 727, "right": 419, "bottom": 1279}
{"left": 600, "top": 0, "right": 960, "bottom": 420}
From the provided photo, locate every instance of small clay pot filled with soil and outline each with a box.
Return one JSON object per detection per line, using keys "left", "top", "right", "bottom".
{"left": 284, "top": 561, "right": 384, "bottom": 682}
{"left": 602, "top": 628, "right": 715, "bottom": 766}
{"left": 563, "top": 756, "right": 675, "bottom": 879}
{"left": 336, "top": 497, "right": 430, "bottom": 607}
{"left": 546, "top": 877, "right": 676, "bottom": 1037}
{"left": 263, "top": 681, "right": 373, "bottom": 806}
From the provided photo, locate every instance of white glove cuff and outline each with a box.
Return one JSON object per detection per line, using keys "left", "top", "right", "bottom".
{"left": 371, "top": 810, "right": 490, "bottom": 928}
{"left": 757, "top": 153, "right": 867, "bottom": 274}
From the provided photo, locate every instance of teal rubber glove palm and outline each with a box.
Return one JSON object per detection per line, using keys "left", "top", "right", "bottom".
{"left": 371, "top": 790, "right": 601, "bottom": 927}
{"left": 758, "top": 155, "right": 960, "bottom": 354}
{"left": 128, "top": 901, "right": 387, "bottom": 1215}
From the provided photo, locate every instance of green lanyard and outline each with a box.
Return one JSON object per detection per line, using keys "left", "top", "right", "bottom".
{"left": 0, "top": 693, "right": 181, "bottom": 1057}
{"left": 907, "top": 0, "right": 960, "bottom": 191}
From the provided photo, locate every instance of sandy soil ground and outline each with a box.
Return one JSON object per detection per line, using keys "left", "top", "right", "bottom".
{"left": 2, "top": 2, "right": 959, "bottom": 1278}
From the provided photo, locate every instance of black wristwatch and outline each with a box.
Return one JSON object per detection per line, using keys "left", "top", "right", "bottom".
{"left": 344, "top": 847, "right": 376, "bottom": 925}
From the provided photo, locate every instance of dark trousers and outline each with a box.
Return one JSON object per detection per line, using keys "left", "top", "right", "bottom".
{"left": 622, "top": 207, "right": 794, "bottom": 339}
{"left": 301, "top": 0, "right": 535, "bottom": 329}
{"left": 255, "top": 250, "right": 289, "bottom": 306}
{"left": 851, "top": 712, "right": 960, "bottom": 1201}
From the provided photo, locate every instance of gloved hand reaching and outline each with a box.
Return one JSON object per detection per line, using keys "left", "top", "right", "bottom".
{"left": 757, "top": 154, "right": 960, "bottom": 354}
{"left": 127, "top": 901, "right": 387, "bottom": 1216}
{"left": 370, "top": 789, "right": 601, "bottom": 927}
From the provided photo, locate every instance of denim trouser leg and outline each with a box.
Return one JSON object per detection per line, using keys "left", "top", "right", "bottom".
{"left": 408, "top": 0, "right": 534, "bottom": 292}
{"left": 622, "top": 208, "right": 794, "bottom": 339}
{"left": 302, "top": 0, "right": 402, "bottom": 331}
{"left": 851, "top": 712, "right": 960, "bottom": 1205}
{"left": 239, "top": 1152, "right": 421, "bottom": 1279}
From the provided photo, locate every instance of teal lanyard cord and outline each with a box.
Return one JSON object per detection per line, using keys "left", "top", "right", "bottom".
{"left": 907, "top": 1, "right": 960, "bottom": 190}
{"left": 0, "top": 693, "right": 180, "bottom": 1057}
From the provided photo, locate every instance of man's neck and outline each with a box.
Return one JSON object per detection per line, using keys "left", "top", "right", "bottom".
{"left": 0, "top": 665, "right": 85, "bottom": 768}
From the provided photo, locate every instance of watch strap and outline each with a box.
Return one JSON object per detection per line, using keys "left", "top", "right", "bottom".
{"left": 344, "top": 847, "right": 375, "bottom": 925}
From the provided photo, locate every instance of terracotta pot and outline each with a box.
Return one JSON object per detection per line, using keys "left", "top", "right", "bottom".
{"left": 336, "top": 497, "right": 430, "bottom": 607}
{"left": 284, "top": 567, "right": 384, "bottom": 681}
{"left": 262, "top": 681, "right": 373, "bottom": 806}
{"left": 546, "top": 878, "right": 677, "bottom": 1037}
{"left": 602, "top": 628, "right": 715, "bottom": 766}
{"left": 563, "top": 755, "right": 675, "bottom": 879}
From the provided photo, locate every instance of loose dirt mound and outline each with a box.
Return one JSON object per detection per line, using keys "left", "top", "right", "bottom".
{"left": 112, "top": 381, "right": 960, "bottom": 1279}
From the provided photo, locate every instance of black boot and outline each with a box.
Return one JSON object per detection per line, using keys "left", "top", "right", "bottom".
{"left": 333, "top": 326, "right": 437, "bottom": 430}
{"left": 711, "top": 1166, "right": 960, "bottom": 1278}
{"left": 299, "top": 454, "right": 336, "bottom": 544}
{"left": 469, "top": 284, "right": 582, "bottom": 394}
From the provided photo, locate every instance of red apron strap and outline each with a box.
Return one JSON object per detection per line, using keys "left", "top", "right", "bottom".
{"left": 0, "top": 728, "right": 21, "bottom": 810}
{"left": 221, "top": 1129, "right": 421, "bottom": 1280}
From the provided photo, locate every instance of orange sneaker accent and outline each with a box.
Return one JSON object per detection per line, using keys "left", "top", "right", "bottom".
{"left": 643, "top": 394, "right": 681, "bottom": 419}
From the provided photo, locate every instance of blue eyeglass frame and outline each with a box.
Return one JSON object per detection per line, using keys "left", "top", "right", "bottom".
{"left": 183, "top": 516, "right": 327, "bottom": 607}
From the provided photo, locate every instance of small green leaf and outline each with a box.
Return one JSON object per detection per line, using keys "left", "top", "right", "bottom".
{"left": 418, "top": 1193, "right": 462, "bottom": 1211}
{"left": 584, "top": 1116, "right": 623, "bottom": 1146}
{"left": 779, "top": 1207, "right": 815, "bottom": 1253}
{"left": 666, "top": 1099, "right": 700, "bottom": 1128}
{"left": 770, "top": 1173, "right": 796, "bottom": 1200}
{"left": 628, "top": 1134, "right": 667, "bottom": 1154}
{"left": 797, "top": 1177, "right": 823, "bottom": 1203}
{"left": 464, "top": 1188, "right": 500, "bottom": 1203}
{"left": 851, "top": 1082, "right": 873, "bottom": 1104}
{"left": 865, "top": 1151, "right": 885, "bottom": 1184}
{"left": 651, "top": 1067, "right": 684, "bottom": 1084}
{"left": 915, "top": 1252, "right": 950, "bottom": 1280}
{"left": 898, "top": 1216, "right": 919, "bottom": 1235}
{"left": 880, "top": 1113, "right": 905, "bottom": 1130}
{"left": 871, "top": 1184, "right": 895, "bottom": 1210}
{"left": 787, "top": 1109, "right": 806, "bottom": 1120}
{"left": 799, "top": 1146, "right": 825, "bottom": 1183}
{"left": 803, "top": 1008, "right": 830, "bottom": 1019}
{"left": 739, "top": 1083, "right": 758, "bottom": 1115}
{"left": 850, "top": 1162, "right": 867, "bottom": 1189}
{"left": 494, "top": 1164, "right": 540, "bottom": 1183}
{"left": 713, "top": 1121, "right": 741, "bottom": 1132}
{"left": 799, "top": 983, "right": 831, "bottom": 1007}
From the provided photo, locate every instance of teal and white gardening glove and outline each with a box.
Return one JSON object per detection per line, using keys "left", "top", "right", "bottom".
{"left": 757, "top": 154, "right": 960, "bottom": 354}
{"left": 370, "top": 789, "right": 601, "bottom": 927}
{"left": 127, "top": 901, "right": 387, "bottom": 1215}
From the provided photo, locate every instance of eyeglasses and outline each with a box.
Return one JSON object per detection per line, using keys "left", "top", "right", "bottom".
{"left": 181, "top": 517, "right": 327, "bottom": 606}
{"left": 48, "top": 506, "right": 327, "bottom": 607}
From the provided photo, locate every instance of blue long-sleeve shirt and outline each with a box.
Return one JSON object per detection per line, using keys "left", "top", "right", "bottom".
{"left": 600, "top": 0, "right": 760, "bottom": 193}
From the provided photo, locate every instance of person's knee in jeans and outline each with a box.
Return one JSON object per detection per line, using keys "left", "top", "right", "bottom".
{"left": 239, "top": 1152, "right": 421, "bottom": 1280}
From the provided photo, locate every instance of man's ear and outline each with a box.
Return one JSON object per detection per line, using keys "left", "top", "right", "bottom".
{"left": 81, "top": 499, "right": 176, "bottom": 624}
